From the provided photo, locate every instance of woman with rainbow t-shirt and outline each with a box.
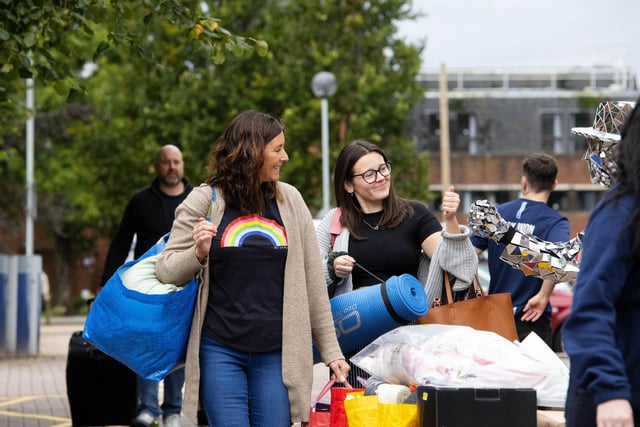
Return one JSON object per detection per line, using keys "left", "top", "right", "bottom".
{"left": 156, "top": 110, "right": 350, "bottom": 427}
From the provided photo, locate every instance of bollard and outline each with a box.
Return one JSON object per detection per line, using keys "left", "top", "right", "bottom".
{"left": 17, "top": 255, "right": 42, "bottom": 355}
{"left": 0, "top": 255, "right": 18, "bottom": 354}
{"left": 0, "top": 254, "right": 42, "bottom": 356}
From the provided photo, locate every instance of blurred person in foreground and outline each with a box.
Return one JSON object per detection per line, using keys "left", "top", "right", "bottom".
{"left": 155, "top": 110, "right": 349, "bottom": 427}
{"left": 100, "top": 144, "right": 192, "bottom": 427}
{"left": 563, "top": 99, "right": 640, "bottom": 427}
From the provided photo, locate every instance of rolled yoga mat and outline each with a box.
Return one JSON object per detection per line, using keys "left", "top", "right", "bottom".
{"left": 313, "top": 273, "right": 429, "bottom": 363}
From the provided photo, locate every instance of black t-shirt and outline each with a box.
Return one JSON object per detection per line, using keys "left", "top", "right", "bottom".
{"left": 203, "top": 199, "right": 288, "bottom": 352}
{"left": 349, "top": 201, "right": 441, "bottom": 289}
{"left": 162, "top": 193, "right": 184, "bottom": 225}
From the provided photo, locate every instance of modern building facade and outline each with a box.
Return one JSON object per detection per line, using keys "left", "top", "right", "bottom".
{"left": 407, "top": 65, "right": 639, "bottom": 237}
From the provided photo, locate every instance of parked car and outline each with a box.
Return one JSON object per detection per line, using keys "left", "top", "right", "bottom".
{"left": 549, "top": 281, "right": 573, "bottom": 352}
{"left": 477, "top": 254, "right": 573, "bottom": 352}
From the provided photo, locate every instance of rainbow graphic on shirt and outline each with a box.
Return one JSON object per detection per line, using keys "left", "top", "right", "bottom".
{"left": 221, "top": 214, "right": 288, "bottom": 248}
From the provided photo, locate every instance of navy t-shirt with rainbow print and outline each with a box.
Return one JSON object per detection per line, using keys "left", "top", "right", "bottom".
{"left": 203, "top": 199, "right": 288, "bottom": 352}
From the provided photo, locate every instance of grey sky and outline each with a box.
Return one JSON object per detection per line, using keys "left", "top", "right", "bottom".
{"left": 397, "top": 0, "right": 640, "bottom": 79}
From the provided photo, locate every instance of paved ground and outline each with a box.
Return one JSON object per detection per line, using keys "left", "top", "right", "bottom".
{"left": 1, "top": 317, "right": 82, "bottom": 427}
{"left": 0, "top": 317, "right": 566, "bottom": 427}
{"left": 0, "top": 317, "right": 330, "bottom": 427}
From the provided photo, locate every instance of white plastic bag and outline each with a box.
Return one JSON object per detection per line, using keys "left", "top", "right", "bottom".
{"left": 517, "top": 331, "right": 569, "bottom": 408}
{"left": 351, "top": 324, "right": 549, "bottom": 390}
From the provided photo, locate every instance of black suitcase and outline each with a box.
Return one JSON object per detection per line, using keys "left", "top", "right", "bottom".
{"left": 66, "top": 330, "right": 138, "bottom": 426}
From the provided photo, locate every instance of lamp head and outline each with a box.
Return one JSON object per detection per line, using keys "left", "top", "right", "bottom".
{"left": 311, "top": 71, "right": 337, "bottom": 98}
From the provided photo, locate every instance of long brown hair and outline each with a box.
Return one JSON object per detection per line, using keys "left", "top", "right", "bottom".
{"left": 205, "top": 110, "right": 284, "bottom": 214}
{"left": 334, "top": 140, "right": 413, "bottom": 239}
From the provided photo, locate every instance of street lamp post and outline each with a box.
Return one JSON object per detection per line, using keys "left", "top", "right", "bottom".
{"left": 311, "top": 71, "right": 337, "bottom": 218}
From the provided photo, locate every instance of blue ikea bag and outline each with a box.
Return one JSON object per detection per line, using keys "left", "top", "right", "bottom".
{"left": 82, "top": 234, "right": 198, "bottom": 381}
{"left": 83, "top": 186, "right": 215, "bottom": 381}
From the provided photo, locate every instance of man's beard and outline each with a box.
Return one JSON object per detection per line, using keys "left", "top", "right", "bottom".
{"left": 162, "top": 175, "right": 182, "bottom": 186}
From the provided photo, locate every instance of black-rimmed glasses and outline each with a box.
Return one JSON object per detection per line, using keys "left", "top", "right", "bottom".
{"left": 350, "top": 161, "right": 392, "bottom": 184}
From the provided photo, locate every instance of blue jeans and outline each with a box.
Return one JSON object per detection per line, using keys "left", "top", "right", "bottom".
{"left": 137, "top": 368, "right": 185, "bottom": 418}
{"left": 199, "top": 334, "right": 291, "bottom": 427}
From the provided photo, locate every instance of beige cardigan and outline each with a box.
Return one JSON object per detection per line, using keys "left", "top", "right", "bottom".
{"left": 156, "top": 183, "right": 344, "bottom": 424}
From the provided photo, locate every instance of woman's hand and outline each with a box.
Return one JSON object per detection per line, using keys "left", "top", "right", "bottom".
{"left": 596, "top": 399, "right": 634, "bottom": 427}
{"left": 441, "top": 186, "right": 463, "bottom": 235}
{"left": 441, "top": 186, "right": 460, "bottom": 221}
{"left": 328, "top": 359, "right": 351, "bottom": 384}
{"left": 192, "top": 217, "right": 217, "bottom": 263}
{"left": 333, "top": 254, "right": 356, "bottom": 279}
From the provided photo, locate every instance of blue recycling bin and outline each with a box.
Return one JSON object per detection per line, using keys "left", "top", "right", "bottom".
{"left": 0, "top": 255, "right": 41, "bottom": 355}
{"left": 17, "top": 256, "right": 42, "bottom": 355}
{"left": 0, "top": 256, "right": 10, "bottom": 351}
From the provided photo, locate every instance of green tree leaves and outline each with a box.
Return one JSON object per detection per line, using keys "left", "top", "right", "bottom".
{"left": 0, "top": 0, "right": 268, "bottom": 134}
{"left": 2, "top": 0, "right": 431, "bottom": 307}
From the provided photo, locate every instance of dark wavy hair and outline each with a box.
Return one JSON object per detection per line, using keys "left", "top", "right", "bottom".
{"left": 334, "top": 140, "right": 413, "bottom": 239}
{"left": 205, "top": 110, "right": 284, "bottom": 214}
{"left": 610, "top": 99, "right": 640, "bottom": 263}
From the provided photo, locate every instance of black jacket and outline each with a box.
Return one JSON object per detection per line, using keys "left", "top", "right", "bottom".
{"left": 100, "top": 178, "right": 193, "bottom": 286}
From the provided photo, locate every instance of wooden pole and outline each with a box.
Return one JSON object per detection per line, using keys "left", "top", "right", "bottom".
{"left": 438, "top": 63, "right": 451, "bottom": 195}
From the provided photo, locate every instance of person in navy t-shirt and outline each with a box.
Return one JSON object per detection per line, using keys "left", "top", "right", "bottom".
{"left": 471, "top": 153, "right": 570, "bottom": 346}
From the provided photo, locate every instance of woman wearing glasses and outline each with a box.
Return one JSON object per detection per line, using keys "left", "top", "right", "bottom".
{"left": 315, "top": 139, "right": 478, "bottom": 385}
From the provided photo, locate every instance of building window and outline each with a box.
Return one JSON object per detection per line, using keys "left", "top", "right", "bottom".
{"left": 569, "top": 111, "right": 592, "bottom": 153}
{"left": 577, "top": 191, "right": 603, "bottom": 211}
{"left": 541, "top": 112, "right": 566, "bottom": 154}
{"left": 548, "top": 191, "right": 568, "bottom": 211}
{"left": 428, "top": 113, "right": 440, "bottom": 137}
{"left": 425, "top": 112, "right": 480, "bottom": 154}
{"left": 541, "top": 111, "right": 590, "bottom": 155}
{"left": 454, "top": 113, "right": 480, "bottom": 154}
{"left": 459, "top": 191, "right": 512, "bottom": 212}
{"left": 424, "top": 113, "right": 440, "bottom": 151}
